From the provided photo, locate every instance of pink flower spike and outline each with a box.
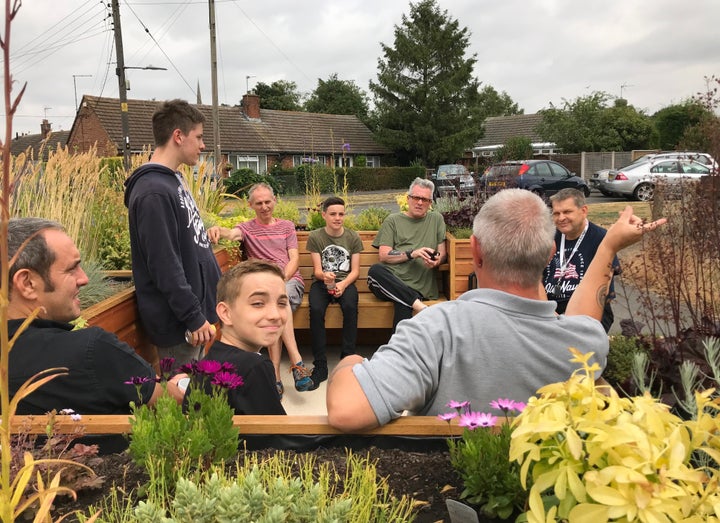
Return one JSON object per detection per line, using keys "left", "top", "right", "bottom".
{"left": 437, "top": 412, "right": 458, "bottom": 422}
{"left": 458, "top": 411, "right": 497, "bottom": 430}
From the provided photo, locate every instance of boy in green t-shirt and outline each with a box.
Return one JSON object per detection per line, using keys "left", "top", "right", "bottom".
{"left": 306, "top": 197, "right": 364, "bottom": 388}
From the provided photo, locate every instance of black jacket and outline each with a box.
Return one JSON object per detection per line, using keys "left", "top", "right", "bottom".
{"left": 124, "top": 164, "right": 220, "bottom": 347}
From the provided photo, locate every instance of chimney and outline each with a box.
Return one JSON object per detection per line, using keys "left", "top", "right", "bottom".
{"left": 40, "top": 119, "right": 51, "bottom": 138}
{"left": 241, "top": 93, "right": 260, "bottom": 120}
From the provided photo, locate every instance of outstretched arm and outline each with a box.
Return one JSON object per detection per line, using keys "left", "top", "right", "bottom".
{"left": 566, "top": 206, "right": 666, "bottom": 319}
{"left": 326, "top": 355, "right": 379, "bottom": 432}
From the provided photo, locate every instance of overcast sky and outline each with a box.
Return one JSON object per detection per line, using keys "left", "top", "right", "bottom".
{"left": 2, "top": 0, "right": 719, "bottom": 137}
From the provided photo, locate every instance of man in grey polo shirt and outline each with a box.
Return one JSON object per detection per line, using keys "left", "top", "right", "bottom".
{"left": 327, "top": 189, "right": 665, "bottom": 431}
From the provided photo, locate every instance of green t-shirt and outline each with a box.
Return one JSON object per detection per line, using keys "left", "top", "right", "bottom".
{"left": 372, "top": 211, "right": 446, "bottom": 299}
{"left": 306, "top": 228, "right": 364, "bottom": 282}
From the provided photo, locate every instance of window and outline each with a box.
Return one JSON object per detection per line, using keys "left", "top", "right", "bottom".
{"left": 232, "top": 154, "right": 267, "bottom": 174}
{"left": 365, "top": 156, "right": 380, "bottom": 167}
{"left": 335, "top": 155, "right": 353, "bottom": 168}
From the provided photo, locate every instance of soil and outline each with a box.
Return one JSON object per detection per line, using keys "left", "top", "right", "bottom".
{"left": 52, "top": 446, "right": 467, "bottom": 523}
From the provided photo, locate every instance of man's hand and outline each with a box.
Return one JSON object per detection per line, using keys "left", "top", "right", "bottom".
{"left": 604, "top": 206, "right": 667, "bottom": 252}
{"left": 207, "top": 226, "right": 242, "bottom": 244}
{"left": 188, "top": 321, "right": 216, "bottom": 347}
{"left": 417, "top": 247, "right": 441, "bottom": 268}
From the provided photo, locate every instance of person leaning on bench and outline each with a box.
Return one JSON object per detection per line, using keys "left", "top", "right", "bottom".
{"left": 7, "top": 218, "right": 187, "bottom": 416}
{"left": 306, "top": 196, "right": 364, "bottom": 389}
{"left": 367, "top": 177, "right": 447, "bottom": 331}
{"left": 327, "top": 189, "right": 666, "bottom": 432}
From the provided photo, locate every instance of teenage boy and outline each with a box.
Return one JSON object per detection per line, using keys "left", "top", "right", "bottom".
{"left": 125, "top": 99, "right": 221, "bottom": 366}
{"left": 207, "top": 183, "right": 312, "bottom": 397}
{"left": 192, "top": 259, "right": 287, "bottom": 415}
{"left": 306, "top": 197, "right": 364, "bottom": 388}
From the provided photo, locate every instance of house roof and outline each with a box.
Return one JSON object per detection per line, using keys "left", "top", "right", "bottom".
{"left": 9, "top": 130, "right": 70, "bottom": 159}
{"left": 473, "top": 114, "right": 544, "bottom": 148}
{"left": 76, "top": 95, "right": 388, "bottom": 155}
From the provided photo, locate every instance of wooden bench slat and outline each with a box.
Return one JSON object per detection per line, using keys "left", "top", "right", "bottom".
{"left": 11, "top": 415, "right": 465, "bottom": 436}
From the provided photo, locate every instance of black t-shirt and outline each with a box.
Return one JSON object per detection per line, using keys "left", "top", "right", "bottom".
{"left": 188, "top": 340, "right": 286, "bottom": 415}
{"left": 9, "top": 319, "right": 156, "bottom": 415}
{"left": 543, "top": 221, "right": 620, "bottom": 314}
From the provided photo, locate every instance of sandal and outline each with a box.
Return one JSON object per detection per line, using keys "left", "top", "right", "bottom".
{"left": 275, "top": 380, "right": 284, "bottom": 400}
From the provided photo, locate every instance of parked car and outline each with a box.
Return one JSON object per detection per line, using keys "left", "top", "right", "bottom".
{"left": 432, "top": 164, "right": 475, "bottom": 199}
{"left": 604, "top": 159, "right": 711, "bottom": 201}
{"left": 480, "top": 160, "right": 590, "bottom": 198}
{"left": 590, "top": 168, "right": 619, "bottom": 196}
{"left": 631, "top": 151, "right": 717, "bottom": 170}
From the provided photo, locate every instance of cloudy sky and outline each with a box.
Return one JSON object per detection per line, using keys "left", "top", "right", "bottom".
{"left": 2, "top": 0, "right": 718, "bottom": 137}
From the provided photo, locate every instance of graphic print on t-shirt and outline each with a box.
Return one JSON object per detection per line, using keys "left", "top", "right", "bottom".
{"left": 176, "top": 177, "right": 211, "bottom": 249}
{"left": 321, "top": 244, "right": 351, "bottom": 272}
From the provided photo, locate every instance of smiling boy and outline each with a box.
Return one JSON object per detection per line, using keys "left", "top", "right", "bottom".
{"left": 198, "top": 259, "right": 287, "bottom": 415}
{"left": 306, "top": 197, "right": 364, "bottom": 388}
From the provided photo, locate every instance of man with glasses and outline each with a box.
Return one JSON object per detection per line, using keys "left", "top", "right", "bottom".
{"left": 367, "top": 177, "right": 446, "bottom": 330}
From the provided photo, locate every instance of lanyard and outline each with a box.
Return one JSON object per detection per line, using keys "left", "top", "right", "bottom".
{"left": 557, "top": 220, "right": 589, "bottom": 279}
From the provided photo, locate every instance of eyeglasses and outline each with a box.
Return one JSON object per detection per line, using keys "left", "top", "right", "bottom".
{"left": 407, "top": 194, "right": 432, "bottom": 204}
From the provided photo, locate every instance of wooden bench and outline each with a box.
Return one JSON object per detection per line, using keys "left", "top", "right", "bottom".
{"left": 292, "top": 231, "right": 450, "bottom": 331}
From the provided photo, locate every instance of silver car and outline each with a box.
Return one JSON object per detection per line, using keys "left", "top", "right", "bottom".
{"left": 604, "top": 159, "right": 711, "bottom": 201}
{"left": 591, "top": 168, "right": 618, "bottom": 196}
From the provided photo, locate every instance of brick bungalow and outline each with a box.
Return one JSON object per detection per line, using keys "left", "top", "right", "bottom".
{"left": 10, "top": 119, "right": 70, "bottom": 160}
{"left": 67, "top": 94, "right": 389, "bottom": 173}
{"left": 471, "top": 114, "right": 558, "bottom": 158}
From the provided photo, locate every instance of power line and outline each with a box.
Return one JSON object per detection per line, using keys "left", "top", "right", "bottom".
{"left": 122, "top": 0, "right": 197, "bottom": 96}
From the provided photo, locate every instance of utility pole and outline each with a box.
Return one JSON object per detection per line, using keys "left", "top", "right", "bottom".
{"left": 111, "top": 0, "right": 131, "bottom": 171}
{"left": 208, "top": 0, "right": 221, "bottom": 176}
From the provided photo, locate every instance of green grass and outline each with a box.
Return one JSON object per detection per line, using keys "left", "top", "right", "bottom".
{"left": 587, "top": 201, "right": 651, "bottom": 229}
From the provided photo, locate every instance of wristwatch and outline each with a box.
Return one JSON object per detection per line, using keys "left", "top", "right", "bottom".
{"left": 405, "top": 250, "right": 413, "bottom": 261}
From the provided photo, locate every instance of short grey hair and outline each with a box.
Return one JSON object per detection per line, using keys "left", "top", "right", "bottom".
{"left": 550, "top": 188, "right": 586, "bottom": 208}
{"left": 472, "top": 189, "right": 555, "bottom": 288}
{"left": 409, "top": 177, "right": 435, "bottom": 194}
{"left": 8, "top": 217, "right": 65, "bottom": 291}
{"left": 247, "top": 182, "right": 275, "bottom": 202}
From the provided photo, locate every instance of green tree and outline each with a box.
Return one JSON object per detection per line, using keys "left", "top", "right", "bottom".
{"left": 477, "top": 85, "right": 523, "bottom": 120}
{"left": 493, "top": 136, "right": 533, "bottom": 161}
{"left": 537, "top": 92, "right": 653, "bottom": 153}
{"left": 305, "top": 73, "right": 370, "bottom": 122}
{"left": 253, "top": 80, "right": 303, "bottom": 111}
{"left": 653, "top": 101, "right": 711, "bottom": 150}
{"left": 370, "top": 0, "right": 483, "bottom": 166}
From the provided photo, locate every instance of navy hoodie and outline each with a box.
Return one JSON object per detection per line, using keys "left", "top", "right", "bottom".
{"left": 124, "top": 164, "right": 220, "bottom": 347}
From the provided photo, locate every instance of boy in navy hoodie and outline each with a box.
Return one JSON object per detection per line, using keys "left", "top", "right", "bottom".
{"left": 124, "top": 99, "right": 221, "bottom": 366}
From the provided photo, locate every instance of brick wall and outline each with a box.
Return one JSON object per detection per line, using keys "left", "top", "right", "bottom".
{"left": 67, "top": 109, "right": 117, "bottom": 157}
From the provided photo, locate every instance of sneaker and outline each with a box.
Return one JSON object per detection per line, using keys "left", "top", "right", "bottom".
{"left": 291, "top": 361, "right": 313, "bottom": 392}
{"left": 308, "top": 361, "right": 329, "bottom": 391}
{"left": 275, "top": 380, "right": 284, "bottom": 400}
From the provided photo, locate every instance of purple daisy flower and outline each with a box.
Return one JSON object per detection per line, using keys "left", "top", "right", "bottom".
{"left": 124, "top": 376, "right": 153, "bottom": 385}
{"left": 220, "top": 361, "right": 237, "bottom": 373}
{"left": 490, "top": 398, "right": 517, "bottom": 412}
{"left": 211, "top": 372, "right": 244, "bottom": 390}
{"left": 458, "top": 411, "right": 497, "bottom": 430}
{"left": 195, "top": 360, "right": 222, "bottom": 376}
{"left": 159, "top": 357, "right": 177, "bottom": 376}
{"left": 437, "top": 412, "right": 458, "bottom": 423}
{"left": 512, "top": 401, "right": 526, "bottom": 412}
{"left": 446, "top": 400, "right": 470, "bottom": 412}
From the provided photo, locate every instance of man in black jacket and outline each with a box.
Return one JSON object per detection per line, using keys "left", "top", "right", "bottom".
{"left": 7, "top": 218, "right": 186, "bottom": 416}
{"left": 124, "top": 99, "right": 221, "bottom": 365}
